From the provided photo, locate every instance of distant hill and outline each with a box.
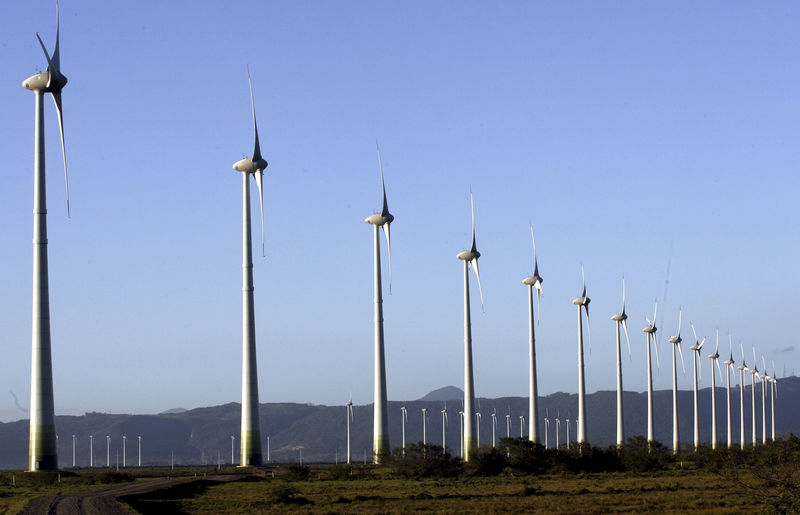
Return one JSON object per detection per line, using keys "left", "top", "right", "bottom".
{"left": 159, "top": 408, "right": 188, "bottom": 415}
{"left": 0, "top": 377, "right": 797, "bottom": 469}
{"left": 418, "top": 386, "right": 464, "bottom": 402}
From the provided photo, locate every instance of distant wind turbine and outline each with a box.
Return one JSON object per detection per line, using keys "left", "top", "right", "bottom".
{"left": 761, "top": 355, "right": 769, "bottom": 445}
{"left": 771, "top": 360, "right": 778, "bottom": 441}
{"left": 722, "top": 335, "right": 735, "bottom": 449}
{"left": 544, "top": 409, "right": 550, "bottom": 449}
{"left": 750, "top": 348, "right": 759, "bottom": 447}
{"left": 611, "top": 276, "right": 632, "bottom": 447}
{"left": 421, "top": 408, "right": 428, "bottom": 445}
{"left": 522, "top": 224, "right": 543, "bottom": 443}
{"left": 572, "top": 267, "right": 591, "bottom": 445}
{"left": 456, "top": 189, "right": 484, "bottom": 462}
{"left": 476, "top": 411, "right": 482, "bottom": 448}
{"left": 642, "top": 299, "right": 659, "bottom": 445}
{"left": 346, "top": 397, "right": 354, "bottom": 464}
{"left": 519, "top": 415, "right": 526, "bottom": 438}
{"left": 689, "top": 323, "right": 706, "bottom": 451}
{"left": 555, "top": 410, "right": 561, "bottom": 449}
{"left": 441, "top": 403, "right": 448, "bottom": 453}
{"left": 708, "top": 329, "right": 723, "bottom": 449}
{"left": 400, "top": 405, "right": 408, "bottom": 454}
{"left": 365, "top": 141, "right": 393, "bottom": 463}
{"left": 667, "top": 308, "right": 686, "bottom": 454}
{"left": 737, "top": 344, "right": 748, "bottom": 449}
{"left": 231, "top": 68, "right": 268, "bottom": 467}
{"left": 23, "top": 2, "right": 71, "bottom": 472}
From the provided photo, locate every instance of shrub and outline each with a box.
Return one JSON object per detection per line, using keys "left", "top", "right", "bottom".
{"left": 467, "top": 447, "right": 508, "bottom": 476}
{"left": 284, "top": 463, "right": 311, "bottom": 481}
{"left": 618, "top": 436, "right": 670, "bottom": 473}
{"left": 390, "top": 443, "right": 463, "bottom": 478}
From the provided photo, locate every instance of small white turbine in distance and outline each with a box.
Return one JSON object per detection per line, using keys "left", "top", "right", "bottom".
{"left": 421, "top": 408, "right": 428, "bottom": 445}
{"left": 456, "top": 189, "right": 484, "bottom": 462}
{"left": 689, "top": 323, "right": 706, "bottom": 451}
{"left": 722, "top": 335, "right": 735, "bottom": 449}
{"left": 642, "top": 299, "right": 660, "bottom": 445}
{"left": 544, "top": 408, "right": 550, "bottom": 449}
{"left": 737, "top": 343, "right": 748, "bottom": 450}
{"left": 232, "top": 68, "right": 268, "bottom": 467}
{"left": 668, "top": 308, "right": 686, "bottom": 454}
{"left": 345, "top": 397, "right": 354, "bottom": 464}
{"left": 611, "top": 276, "right": 632, "bottom": 447}
{"left": 400, "top": 405, "right": 408, "bottom": 454}
{"left": 365, "top": 140, "right": 394, "bottom": 463}
{"left": 491, "top": 409, "right": 497, "bottom": 448}
{"left": 750, "top": 348, "right": 759, "bottom": 447}
{"left": 441, "top": 403, "right": 448, "bottom": 454}
{"left": 761, "top": 355, "right": 769, "bottom": 445}
{"left": 771, "top": 360, "right": 778, "bottom": 441}
{"left": 708, "top": 329, "right": 723, "bottom": 449}
{"left": 522, "top": 224, "right": 543, "bottom": 444}
{"left": 572, "top": 267, "right": 591, "bottom": 445}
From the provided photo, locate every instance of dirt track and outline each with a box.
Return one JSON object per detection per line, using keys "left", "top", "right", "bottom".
{"left": 20, "top": 474, "right": 246, "bottom": 515}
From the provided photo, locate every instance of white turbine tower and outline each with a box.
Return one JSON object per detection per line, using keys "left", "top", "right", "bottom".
{"left": 708, "top": 329, "right": 723, "bottom": 449}
{"left": 519, "top": 415, "right": 526, "bottom": 438}
{"left": 555, "top": 411, "right": 561, "bottom": 449}
{"left": 722, "top": 335, "right": 735, "bottom": 449}
{"left": 667, "top": 309, "right": 686, "bottom": 454}
{"left": 441, "top": 403, "right": 448, "bottom": 453}
{"left": 400, "top": 405, "right": 407, "bottom": 454}
{"left": 749, "top": 349, "right": 759, "bottom": 447}
{"left": 572, "top": 268, "right": 591, "bottom": 445}
{"left": 232, "top": 69, "right": 268, "bottom": 467}
{"left": 456, "top": 189, "right": 484, "bottom": 462}
{"left": 761, "top": 356, "right": 769, "bottom": 445}
{"left": 365, "top": 141, "right": 393, "bottom": 463}
{"left": 543, "top": 409, "right": 550, "bottom": 449}
{"left": 642, "top": 299, "right": 660, "bottom": 445}
{"left": 23, "top": 3, "right": 71, "bottom": 472}
{"left": 611, "top": 276, "right": 632, "bottom": 447}
{"left": 476, "top": 411, "right": 482, "bottom": 448}
{"left": 771, "top": 361, "right": 778, "bottom": 441}
{"left": 459, "top": 410, "right": 465, "bottom": 458}
{"left": 689, "top": 323, "right": 706, "bottom": 451}
{"left": 737, "top": 344, "right": 747, "bottom": 450}
{"left": 345, "top": 397, "right": 354, "bottom": 464}
{"left": 522, "top": 224, "right": 543, "bottom": 443}
{"left": 421, "top": 408, "right": 428, "bottom": 445}
{"left": 491, "top": 409, "right": 497, "bottom": 448}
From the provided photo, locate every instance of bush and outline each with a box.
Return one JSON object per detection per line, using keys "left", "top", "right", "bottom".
{"left": 265, "top": 483, "right": 312, "bottom": 505}
{"left": 618, "top": 436, "right": 671, "bottom": 473}
{"left": 390, "top": 443, "right": 463, "bottom": 478}
{"left": 284, "top": 464, "right": 311, "bottom": 481}
{"left": 324, "top": 464, "right": 352, "bottom": 480}
{"left": 466, "top": 447, "right": 508, "bottom": 476}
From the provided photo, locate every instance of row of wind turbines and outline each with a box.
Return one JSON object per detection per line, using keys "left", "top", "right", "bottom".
{"left": 19, "top": 5, "right": 781, "bottom": 474}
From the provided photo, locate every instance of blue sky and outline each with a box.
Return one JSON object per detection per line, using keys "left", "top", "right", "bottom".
{"left": 0, "top": 1, "right": 798, "bottom": 421}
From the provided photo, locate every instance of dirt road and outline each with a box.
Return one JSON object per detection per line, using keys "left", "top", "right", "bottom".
{"left": 20, "top": 474, "right": 246, "bottom": 515}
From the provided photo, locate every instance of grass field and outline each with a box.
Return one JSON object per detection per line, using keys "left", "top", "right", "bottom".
{"left": 120, "top": 466, "right": 765, "bottom": 514}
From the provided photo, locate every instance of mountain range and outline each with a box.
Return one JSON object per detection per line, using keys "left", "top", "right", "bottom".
{"left": 0, "top": 377, "right": 796, "bottom": 469}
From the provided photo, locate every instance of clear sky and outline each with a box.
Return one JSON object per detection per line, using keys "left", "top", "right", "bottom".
{"left": 0, "top": 1, "right": 798, "bottom": 422}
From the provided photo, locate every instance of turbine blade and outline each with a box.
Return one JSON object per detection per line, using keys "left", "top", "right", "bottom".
{"left": 715, "top": 328, "right": 720, "bottom": 354}
{"left": 622, "top": 319, "right": 632, "bottom": 359}
{"left": 653, "top": 299, "right": 658, "bottom": 327}
{"left": 585, "top": 305, "right": 592, "bottom": 354}
{"left": 621, "top": 274, "right": 626, "bottom": 314}
{"left": 580, "top": 264, "right": 586, "bottom": 297}
{"left": 383, "top": 223, "right": 392, "bottom": 295}
{"left": 740, "top": 342, "right": 745, "bottom": 362}
{"left": 690, "top": 322, "right": 699, "bottom": 345}
{"left": 698, "top": 337, "right": 706, "bottom": 350}
{"left": 678, "top": 342, "right": 686, "bottom": 375}
{"left": 247, "top": 67, "right": 262, "bottom": 161}
{"left": 716, "top": 357, "right": 723, "bottom": 382}
{"left": 698, "top": 352, "right": 703, "bottom": 383}
{"left": 469, "top": 187, "right": 477, "bottom": 253}
{"left": 53, "top": 2, "right": 61, "bottom": 72}
{"left": 36, "top": 32, "right": 55, "bottom": 82}
{"left": 254, "top": 170, "right": 265, "bottom": 257}
{"left": 51, "top": 91, "right": 69, "bottom": 217}
{"left": 471, "top": 257, "right": 485, "bottom": 312}
{"left": 376, "top": 140, "right": 389, "bottom": 217}
{"left": 653, "top": 333, "right": 661, "bottom": 370}
{"left": 677, "top": 307, "right": 682, "bottom": 336}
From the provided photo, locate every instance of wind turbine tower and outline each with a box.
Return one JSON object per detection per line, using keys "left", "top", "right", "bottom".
{"left": 400, "top": 405, "right": 407, "bottom": 454}
{"left": 689, "top": 323, "right": 706, "bottom": 451}
{"left": 737, "top": 345, "right": 747, "bottom": 450}
{"left": 441, "top": 403, "right": 448, "bottom": 453}
{"left": 345, "top": 397, "right": 354, "bottom": 464}
{"left": 456, "top": 189, "right": 484, "bottom": 462}
{"left": 668, "top": 309, "right": 685, "bottom": 454}
{"left": 572, "top": 269, "right": 591, "bottom": 445}
{"left": 421, "top": 408, "right": 428, "bottom": 445}
{"left": 23, "top": 2, "right": 71, "bottom": 472}
{"left": 231, "top": 69, "right": 268, "bottom": 467}
{"left": 761, "top": 356, "right": 769, "bottom": 445}
{"left": 642, "top": 300, "right": 659, "bottom": 445}
{"left": 723, "top": 336, "right": 735, "bottom": 449}
{"left": 365, "top": 141, "right": 393, "bottom": 463}
{"left": 750, "top": 351, "right": 759, "bottom": 447}
{"left": 611, "top": 276, "right": 632, "bottom": 447}
{"left": 708, "top": 329, "right": 722, "bottom": 449}
{"left": 522, "top": 224, "right": 543, "bottom": 443}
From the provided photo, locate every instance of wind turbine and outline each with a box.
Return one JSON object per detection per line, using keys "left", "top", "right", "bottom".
{"left": 456, "top": 189, "right": 484, "bottom": 462}
{"left": 543, "top": 409, "right": 550, "bottom": 449}
{"left": 572, "top": 268, "right": 591, "bottom": 445}
{"left": 761, "top": 356, "right": 769, "bottom": 445}
{"left": 491, "top": 409, "right": 497, "bottom": 448}
{"left": 689, "top": 323, "right": 706, "bottom": 451}
{"left": 232, "top": 68, "right": 268, "bottom": 467}
{"left": 667, "top": 308, "right": 686, "bottom": 454}
{"left": 771, "top": 361, "right": 778, "bottom": 441}
{"left": 642, "top": 299, "right": 659, "bottom": 445}
{"left": 555, "top": 410, "right": 561, "bottom": 449}
{"left": 400, "top": 405, "right": 407, "bottom": 454}
{"left": 750, "top": 348, "right": 759, "bottom": 447}
{"left": 421, "top": 408, "right": 428, "bottom": 445}
{"left": 441, "top": 403, "right": 448, "bottom": 453}
{"left": 519, "top": 415, "right": 526, "bottom": 438}
{"left": 365, "top": 141, "right": 393, "bottom": 463}
{"left": 346, "top": 397, "right": 354, "bottom": 464}
{"left": 737, "top": 344, "right": 747, "bottom": 450}
{"left": 523, "top": 224, "right": 543, "bottom": 443}
{"left": 611, "top": 276, "right": 632, "bottom": 447}
{"left": 722, "top": 335, "right": 735, "bottom": 449}
{"left": 708, "top": 329, "right": 723, "bottom": 450}
{"left": 459, "top": 410, "right": 465, "bottom": 458}
{"left": 566, "top": 414, "right": 571, "bottom": 449}
{"left": 506, "top": 411, "right": 511, "bottom": 439}
{"left": 23, "top": 2, "right": 71, "bottom": 472}
{"left": 476, "top": 411, "right": 482, "bottom": 448}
